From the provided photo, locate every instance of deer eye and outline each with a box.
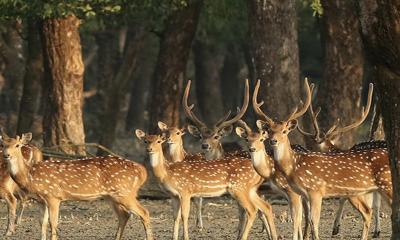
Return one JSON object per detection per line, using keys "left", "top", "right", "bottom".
{"left": 157, "top": 140, "right": 162, "bottom": 143}
{"left": 283, "top": 130, "right": 288, "bottom": 134}
{"left": 259, "top": 139, "right": 264, "bottom": 142}
{"left": 15, "top": 144, "right": 20, "bottom": 148}
{"left": 176, "top": 132, "right": 180, "bottom": 135}
{"left": 214, "top": 135, "right": 220, "bottom": 140}
{"left": 144, "top": 140, "right": 148, "bottom": 144}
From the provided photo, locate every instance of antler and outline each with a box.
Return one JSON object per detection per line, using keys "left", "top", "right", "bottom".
{"left": 326, "top": 83, "right": 374, "bottom": 138}
{"left": 297, "top": 103, "right": 324, "bottom": 143}
{"left": 286, "top": 78, "right": 313, "bottom": 122}
{"left": 252, "top": 79, "right": 275, "bottom": 125}
{"left": 216, "top": 79, "right": 250, "bottom": 130}
{"left": 182, "top": 80, "right": 207, "bottom": 129}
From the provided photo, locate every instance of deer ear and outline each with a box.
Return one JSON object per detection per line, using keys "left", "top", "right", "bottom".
{"left": 235, "top": 127, "right": 247, "bottom": 138}
{"left": 256, "top": 120, "right": 270, "bottom": 130}
{"left": 157, "top": 121, "right": 168, "bottom": 131}
{"left": 135, "top": 129, "right": 146, "bottom": 140}
{"left": 21, "top": 133, "right": 32, "bottom": 144}
{"left": 287, "top": 119, "right": 298, "bottom": 132}
{"left": 219, "top": 125, "right": 233, "bottom": 136}
{"left": 187, "top": 125, "right": 201, "bottom": 138}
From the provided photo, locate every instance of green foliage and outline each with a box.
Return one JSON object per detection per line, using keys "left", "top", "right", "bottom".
{"left": 310, "top": 0, "right": 323, "bottom": 16}
{"left": 196, "top": 0, "right": 248, "bottom": 46}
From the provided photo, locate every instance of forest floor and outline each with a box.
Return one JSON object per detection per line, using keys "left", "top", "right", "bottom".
{"left": 0, "top": 196, "right": 391, "bottom": 239}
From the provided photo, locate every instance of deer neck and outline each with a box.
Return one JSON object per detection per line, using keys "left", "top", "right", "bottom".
{"left": 6, "top": 151, "right": 32, "bottom": 191}
{"left": 272, "top": 139, "right": 296, "bottom": 177}
{"left": 148, "top": 150, "right": 168, "bottom": 181}
{"left": 250, "top": 148, "right": 274, "bottom": 179}
{"left": 167, "top": 141, "right": 186, "bottom": 163}
{"left": 205, "top": 143, "right": 224, "bottom": 160}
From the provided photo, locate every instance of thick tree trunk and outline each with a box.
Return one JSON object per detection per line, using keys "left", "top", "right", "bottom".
{"left": 17, "top": 20, "right": 43, "bottom": 136}
{"left": 247, "top": 0, "right": 302, "bottom": 143}
{"left": 316, "top": 0, "right": 364, "bottom": 148}
{"left": 97, "top": 28, "right": 145, "bottom": 154}
{"left": 193, "top": 40, "right": 224, "bottom": 126}
{"left": 41, "top": 15, "right": 85, "bottom": 155}
{"left": 220, "top": 43, "right": 241, "bottom": 115}
{"left": 148, "top": 0, "right": 203, "bottom": 132}
{"left": 0, "top": 21, "right": 25, "bottom": 132}
{"left": 357, "top": 1, "right": 400, "bottom": 238}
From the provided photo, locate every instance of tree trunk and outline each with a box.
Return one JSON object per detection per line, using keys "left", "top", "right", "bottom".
{"left": 247, "top": 0, "right": 302, "bottom": 143}
{"left": 97, "top": 28, "right": 145, "bottom": 155}
{"left": 17, "top": 20, "right": 43, "bottom": 137}
{"left": 148, "top": 0, "right": 203, "bottom": 132}
{"left": 220, "top": 43, "right": 241, "bottom": 116}
{"left": 357, "top": 1, "right": 400, "bottom": 238}
{"left": 315, "top": 0, "right": 364, "bottom": 148}
{"left": 193, "top": 40, "right": 224, "bottom": 126}
{"left": 0, "top": 21, "right": 25, "bottom": 132}
{"left": 41, "top": 15, "right": 85, "bottom": 155}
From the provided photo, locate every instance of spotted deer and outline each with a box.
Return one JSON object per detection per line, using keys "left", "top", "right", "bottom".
{"left": 235, "top": 120, "right": 308, "bottom": 240}
{"left": 253, "top": 78, "right": 392, "bottom": 240}
{"left": 157, "top": 121, "right": 205, "bottom": 230}
{"left": 135, "top": 129, "right": 277, "bottom": 240}
{"left": 183, "top": 80, "right": 247, "bottom": 160}
{"left": 0, "top": 140, "right": 43, "bottom": 236}
{"left": 0, "top": 133, "right": 153, "bottom": 240}
{"left": 297, "top": 83, "right": 384, "bottom": 237}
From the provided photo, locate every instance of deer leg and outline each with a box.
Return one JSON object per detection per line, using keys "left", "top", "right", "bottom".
{"left": 237, "top": 204, "right": 246, "bottom": 236}
{"left": 348, "top": 195, "right": 372, "bottom": 240}
{"left": 251, "top": 191, "right": 277, "bottom": 240}
{"left": 287, "top": 191, "right": 303, "bottom": 240}
{"left": 302, "top": 198, "right": 311, "bottom": 240}
{"left": 172, "top": 197, "right": 181, "bottom": 240}
{"left": 309, "top": 193, "right": 322, "bottom": 240}
{"left": 234, "top": 193, "right": 257, "bottom": 240}
{"left": 48, "top": 199, "right": 60, "bottom": 240}
{"left": 112, "top": 203, "right": 130, "bottom": 240}
{"left": 17, "top": 197, "right": 26, "bottom": 225}
{"left": 258, "top": 211, "right": 272, "bottom": 238}
{"left": 127, "top": 198, "right": 153, "bottom": 240}
{"left": 332, "top": 198, "right": 346, "bottom": 236}
{"left": 180, "top": 196, "right": 191, "bottom": 240}
{"left": 3, "top": 192, "right": 17, "bottom": 236}
{"left": 40, "top": 204, "right": 49, "bottom": 240}
{"left": 372, "top": 192, "right": 381, "bottom": 238}
{"left": 193, "top": 197, "right": 203, "bottom": 230}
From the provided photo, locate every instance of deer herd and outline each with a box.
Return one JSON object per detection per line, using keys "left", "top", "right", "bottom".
{"left": 0, "top": 78, "right": 392, "bottom": 240}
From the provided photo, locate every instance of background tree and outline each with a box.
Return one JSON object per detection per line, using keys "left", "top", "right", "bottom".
{"left": 314, "top": 0, "right": 365, "bottom": 148}
{"left": 148, "top": 0, "right": 203, "bottom": 132}
{"left": 246, "top": 0, "right": 302, "bottom": 142}
{"left": 16, "top": 20, "right": 43, "bottom": 137}
{"left": 357, "top": 1, "right": 400, "bottom": 238}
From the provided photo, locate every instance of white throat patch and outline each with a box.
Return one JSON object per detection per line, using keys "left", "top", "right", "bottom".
{"left": 273, "top": 144, "right": 285, "bottom": 162}
{"left": 149, "top": 152, "right": 160, "bottom": 167}
{"left": 7, "top": 157, "right": 20, "bottom": 176}
{"left": 250, "top": 150, "right": 265, "bottom": 168}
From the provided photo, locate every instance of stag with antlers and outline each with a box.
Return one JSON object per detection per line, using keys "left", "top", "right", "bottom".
{"left": 297, "top": 83, "right": 385, "bottom": 237}
{"left": 253, "top": 78, "right": 392, "bottom": 240}
{"left": 0, "top": 133, "right": 153, "bottom": 240}
{"left": 183, "top": 79, "right": 249, "bottom": 160}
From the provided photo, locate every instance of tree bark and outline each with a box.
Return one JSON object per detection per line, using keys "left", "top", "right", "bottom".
{"left": 41, "top": 15, "right": 85, "bottom": 155}
{"left": 17, "top": 20, "right": 43, "bottom": 137}
{"left": 315, "top": 0, "right": 364, "bottom": 148}
{"left": 247, "top": 0, "right": 302, "bottom": 143}
{"left": 96, "top": 28, "right": 145, "bottom": 154}
{"left": 148, "top": 0, "right": 203, "bottom": 132}
{"left": 357, "top": 1, "right": 400, "bottom": 238}
{"left": 0, "top": 21, "right": 25, "bottom": 132}
{"left": 193, "top": 40, "right": 224, "bottom": 126}
{"left": 220, "top": 43, "right": 241, "bottom": 116}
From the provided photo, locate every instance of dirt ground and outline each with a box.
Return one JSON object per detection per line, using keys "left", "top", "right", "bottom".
{"left": 0, "top": 195, "right": 392, "bottom": 240}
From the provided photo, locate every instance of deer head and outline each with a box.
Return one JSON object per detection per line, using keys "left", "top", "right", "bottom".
{"left": 183, "top": 79, "right": 249, "bottom": 158}
{"left": 157, "top": 121, "right": 185, "bottom": 145}
{"left": 0, "top": 133, "right": 33, "bottom": 174}
{"left": 253, "top": 78, "right": 313, "bottom": 161}
{"left": 297, "top": 83, "right": 374, "bottom": 151}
